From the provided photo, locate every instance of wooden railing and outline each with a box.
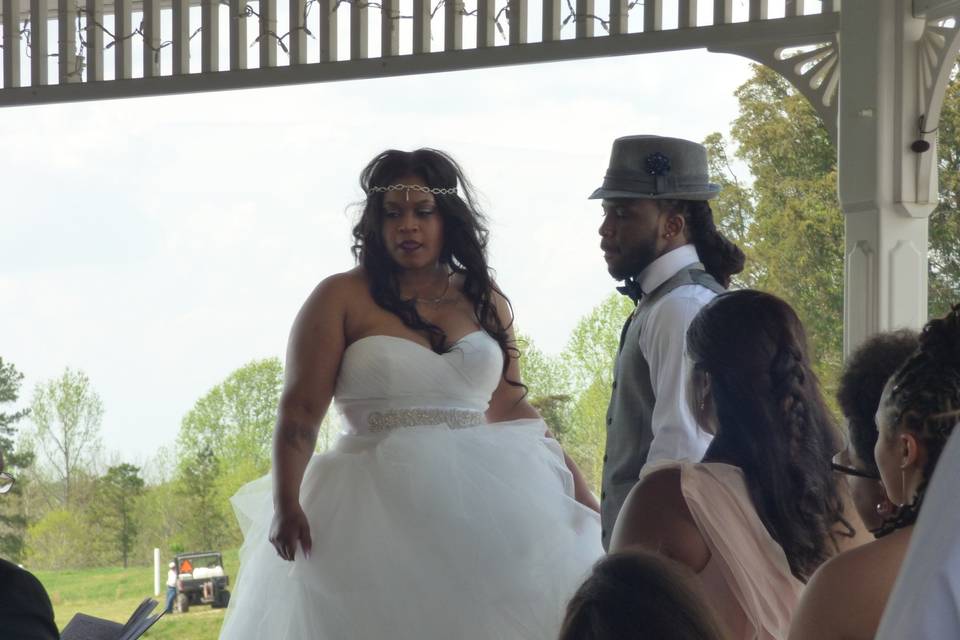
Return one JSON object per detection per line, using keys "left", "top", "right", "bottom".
{"left": 0, "top": 0, "right": 840, "bottom": 105}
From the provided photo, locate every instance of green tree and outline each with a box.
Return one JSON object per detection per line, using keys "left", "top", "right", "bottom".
{"left": 929, "top": 67, "right": 960, "bottom": 317}
{"left": 88, "top": 463, "right": 145, "bottom": 568}
{"left": 560, "top": 293, "right": 634, "bottom": 492}
{"left": 0, "top": 358, "right": 32, "bottom": 561}
{"left": 176, "top": 446, "right": 229, "bottom": 550}
{"left": 175, "top": 358, "right": 283, "bottom": 549}
{"left": 25, "top": 508, "right": 94, "bottom": 570}
{"left": 29, "top": 368, "right": 103, "bottom": 509}
{"left": 517, "top": 332, "right": 573, "bottom": 437}
{"left": 708, "top": 64, "right": 960, "bottom": 399}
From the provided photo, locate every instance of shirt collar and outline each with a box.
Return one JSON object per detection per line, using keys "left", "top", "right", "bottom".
{"left": 637, "top": 244, "right": 701, "bottom": 295}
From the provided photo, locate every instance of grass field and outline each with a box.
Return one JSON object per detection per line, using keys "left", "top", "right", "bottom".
{"left": 33, "top": 549, "right": 239, "bottom": 639}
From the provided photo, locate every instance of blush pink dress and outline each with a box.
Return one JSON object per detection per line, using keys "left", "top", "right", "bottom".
{"left": 643, "top": 461, "right": 805, "bottom": 640}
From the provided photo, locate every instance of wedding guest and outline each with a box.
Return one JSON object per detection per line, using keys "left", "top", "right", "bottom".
{"left": 789, "top": 304, "right": 960, "bottom": 640}
{"left": 559, "top": 551, "right": 725, "bottom": 640}
{"left": 875, "top": 429, "right": 960, "bottom": 639}
{"left": 0, "top": 448, "right": 60, "bottom": 640}
{"left": 612, "top": 290, "right": 869, "bottom": 639}
{"left": 833, "top": 330, "right": 918, "bottom": 533}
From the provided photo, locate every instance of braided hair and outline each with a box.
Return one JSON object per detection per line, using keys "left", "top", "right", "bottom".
{"left": 658, "top": 199, "right": 746, "bottom": 288}
{"left": 351, "top": 149, "right": 520, "bottom": 384}
{"left": 873, "top": 304, "right": 960, "bottom": 537}
{"left": 687, "top": 290, "right": 851, "bottom": 581}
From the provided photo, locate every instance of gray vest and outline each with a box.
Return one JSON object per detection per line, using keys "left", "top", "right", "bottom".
{"left": 600, "top": 263, "right": 725, "bottom": 549}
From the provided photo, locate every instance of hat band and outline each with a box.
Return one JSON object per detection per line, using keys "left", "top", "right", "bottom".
{"left": 600, "top": 169, "right": 712, "bottom": 196}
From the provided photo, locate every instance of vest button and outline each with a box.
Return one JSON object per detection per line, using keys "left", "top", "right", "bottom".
{"left": 612, "top": 381, "right": 618, "bottom": 390}
{"left": 600, "top": 491, "right": 606, "bottom": 499}
{"left": 603, "top": 454, "right": 608, "bottom": 462}
{"left": 606, "top": 416, "right": 612, "bottom": 426}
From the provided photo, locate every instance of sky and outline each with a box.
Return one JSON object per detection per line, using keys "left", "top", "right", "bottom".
{"left": 0, "top": 46, "right": 756, "bottom": 467}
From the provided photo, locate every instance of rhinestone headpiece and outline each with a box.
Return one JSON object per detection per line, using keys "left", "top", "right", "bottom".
{"left": 368, "top": 184, "right": 458, "bottom": 196}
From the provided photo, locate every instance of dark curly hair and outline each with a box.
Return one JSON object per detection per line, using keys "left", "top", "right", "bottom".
{"left": 836, "top": 330, "right": 919, "bottom": 477}
{"left": 351, "top": 148, "right": 518, "bottom": 383}
{"left": 559, "top": 552, "right": 725, "bottom": 640}
{"left": 687, "top": 289, "right": 852, "bottom": 582}
{"left": 658, "top": 200, "right": 746, "bottom": 288}
{"left": 874, "top": 304, "right": 960, "bottom": 536}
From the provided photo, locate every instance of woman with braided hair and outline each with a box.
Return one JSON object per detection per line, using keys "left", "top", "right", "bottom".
{"left": 610, "top": 290, "right": 869, "bottom": 640}
{"left": 789, "top": 304, "right": 960, "bottom": 640}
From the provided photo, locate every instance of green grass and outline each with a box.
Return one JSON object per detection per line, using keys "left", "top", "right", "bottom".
{"left": 33, "top": 549, "right": 239, "bottom": 640}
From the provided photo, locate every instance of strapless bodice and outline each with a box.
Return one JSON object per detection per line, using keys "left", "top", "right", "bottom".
{"left": 334, "top": 331, "right": 504, "bottom": 435}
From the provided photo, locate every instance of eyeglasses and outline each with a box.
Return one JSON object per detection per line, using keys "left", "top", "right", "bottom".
{"left": 0, "top": 472, "right": 14, "bottom": 494}
{"left": 831, "top": 452, "right": 881, "bottom": 481}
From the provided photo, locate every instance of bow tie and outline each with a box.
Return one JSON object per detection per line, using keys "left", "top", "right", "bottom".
{"left": 616, "top": 278, "right": 643, "bottom": 304}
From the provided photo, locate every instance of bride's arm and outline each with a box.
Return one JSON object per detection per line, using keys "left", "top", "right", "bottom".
{"left": 270, "top": 275, "right": 347, "bottom": 561}
{"left": 485, "top": 290, "right": 600, "bottom": 513}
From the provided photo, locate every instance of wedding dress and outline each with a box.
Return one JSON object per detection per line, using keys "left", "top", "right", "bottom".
{"left": 219, "top": 330, "right": 603, "bottom": 639}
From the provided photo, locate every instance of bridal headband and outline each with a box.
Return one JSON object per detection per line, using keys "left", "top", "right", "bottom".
{"left": 368, "top": 184, "right": 458, "bottom": 200}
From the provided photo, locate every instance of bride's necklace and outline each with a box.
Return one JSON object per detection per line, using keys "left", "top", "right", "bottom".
{"left": 406, "top": 271, "right": 452, "bottom": 306}
{"left": 413, "top": 273, "right": 452, "bottom": 305}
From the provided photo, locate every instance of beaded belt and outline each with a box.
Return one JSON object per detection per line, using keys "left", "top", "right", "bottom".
{"left": 367, "top": 408, "right": 485, "bottom": 433}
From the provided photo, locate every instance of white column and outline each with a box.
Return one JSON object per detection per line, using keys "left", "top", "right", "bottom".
{"left": 839, "top": 0, "right": 933, "bottom": 354}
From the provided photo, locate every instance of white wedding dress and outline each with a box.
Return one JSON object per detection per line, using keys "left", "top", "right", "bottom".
{"left": 219, "top": 331, "right": 603, "bottom": 639}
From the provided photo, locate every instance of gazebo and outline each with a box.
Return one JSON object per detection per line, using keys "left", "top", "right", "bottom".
{"left": 0, "top": 0, "right": 953, "bottom": 350}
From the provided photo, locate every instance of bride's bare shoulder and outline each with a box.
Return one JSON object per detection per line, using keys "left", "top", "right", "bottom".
{"left": 294, "top": 268, "right": 370, "bottom": 326}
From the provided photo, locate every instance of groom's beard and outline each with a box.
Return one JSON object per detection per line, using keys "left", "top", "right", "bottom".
{"left": 607, "top": 236, "right": 658, "bottom": 282}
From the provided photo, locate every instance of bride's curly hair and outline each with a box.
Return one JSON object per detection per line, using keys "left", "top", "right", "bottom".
{"left": 352, "top": 148, "right": 519, "bottom": 384}
{"left": 687, "top": 290, "right": 852, "bottom": 582}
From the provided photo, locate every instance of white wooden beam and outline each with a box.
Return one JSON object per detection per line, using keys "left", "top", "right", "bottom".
{"left": 350, "top": 0, "right": 368, "bottom": 59}
{"left": 201, "top": 0, "right": 219, "bottom": 71}
{"left": 172, "top": 0, "right": 189, "bottom": 74}
{"left": 142, "top": 0, "right": 161, "bottom": 76}
{"left": 318, "top": 0, "right": 336, "bottom": 61}
{"left": 381, "top": 0, "right": 398, "bottom": 56}
{"left": 3, "top": 0, "right": 22, "bottom": 87}
{"left": 114, "top": 0, "right": 132, "bottom": 79}
{"left": 85, "top": 0, "right": 104, "bottom": 81}
{"left": 30, "top": 0, "right": 48, "bottom": 85}
{"left": 229, "top": 0, "right": 246, "bottom": 69}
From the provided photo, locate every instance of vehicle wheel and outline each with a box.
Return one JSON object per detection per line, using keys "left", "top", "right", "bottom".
{"left": 175, "top": 593, "right": 190, "bottom": 614}
{"left": 213, "top": 589, "right": 231, "bottom": 609}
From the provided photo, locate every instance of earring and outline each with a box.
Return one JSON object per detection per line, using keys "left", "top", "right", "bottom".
{"left": 897, "top": 469, "right": 907, "bottom": 507}
{"left": 875, "top": 499, "right": 896, "bottom": 518}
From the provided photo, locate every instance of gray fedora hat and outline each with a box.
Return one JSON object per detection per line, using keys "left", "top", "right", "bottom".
{"left": 589, "top": 135, "right": 720, "bottom": 201}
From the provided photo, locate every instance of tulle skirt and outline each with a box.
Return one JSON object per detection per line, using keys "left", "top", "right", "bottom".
{"left": 218, "top": 419, "right": 603, "bottom": 640}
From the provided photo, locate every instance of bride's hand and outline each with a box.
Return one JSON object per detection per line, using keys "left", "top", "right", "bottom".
{"left": 269, "top": 504, "right": 312, "bottom": 561}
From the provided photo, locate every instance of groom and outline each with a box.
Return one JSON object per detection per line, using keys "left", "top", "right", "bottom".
{"left": 592, "top": 135, "right": 745, "bottom": 549}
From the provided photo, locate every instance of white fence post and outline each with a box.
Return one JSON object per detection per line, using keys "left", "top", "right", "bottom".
{"left": 154, "top": 548, "right": 161, "bottom": 596}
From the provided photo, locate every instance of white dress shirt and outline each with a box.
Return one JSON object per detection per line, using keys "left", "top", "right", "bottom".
{"left": 634, "top": 244, "right": 716, "bottom": 467}
{"left": 875, "top": 429, "right": 960, "bottom": 640}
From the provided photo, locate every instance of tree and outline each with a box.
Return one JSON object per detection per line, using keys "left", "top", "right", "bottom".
{"left": 559, "top": 293, "right": 635, "bottom": 493}
{"left": 708, "top": 64, "right": 960, "bottom": 399}
{"left": 928, "top": 67, "right": 960, "bottom": 317}
{"left": 29, "top": 368, "right": 103, "bottom": 509}
{"left": 176, "top": 358, "right": 283, "bottom": 549}
{"left": 0, "top": 358, "right": 32, "bottom": 561}
{"left": 176, "top": 446, "right": 230, "bottom": 550}
{"left": 25, "top": 509, "right": 95, "bottom": 570}
{"left": 517, "top": 332, "right": 574, "bottom": 437}
{"left": 88, "top": 463, "right": 145, "bottom": 568}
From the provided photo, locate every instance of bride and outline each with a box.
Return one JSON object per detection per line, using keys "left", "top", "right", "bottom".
{"left": 219, "top": 148, "right": 603, "bottom": 639}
